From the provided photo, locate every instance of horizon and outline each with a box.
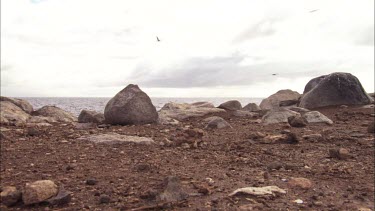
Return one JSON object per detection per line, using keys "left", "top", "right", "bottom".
{"left": 1, "top": 0, "right": 374, "bottom": 97}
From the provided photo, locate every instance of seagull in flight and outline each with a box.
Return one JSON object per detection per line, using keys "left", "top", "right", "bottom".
{"left": 309, "top": 9, "right": 319, "bottom": 13}
{"left": 272, "top": 73, "right": 277, "bottom": 76}
{"left": 156, "top": 36, "right": 161, "bottom": 42}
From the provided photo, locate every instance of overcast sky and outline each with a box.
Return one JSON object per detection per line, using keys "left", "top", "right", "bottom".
{"left": 1, "top": 0, "right": 374, "bottom": 98}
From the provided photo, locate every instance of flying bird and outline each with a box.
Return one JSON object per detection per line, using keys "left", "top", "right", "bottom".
{"left": 156, "top": 36, "right": 161, "bottom": 42}
{"left": 309, "top": 9, "right": 319, "bottom": 13}
{"left": 272, "top": 73, "right": 277, "bottom": 76}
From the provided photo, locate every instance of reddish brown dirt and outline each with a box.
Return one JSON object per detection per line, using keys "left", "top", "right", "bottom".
{"left": 1, "top": 106, "right": 374, "bottom": 210}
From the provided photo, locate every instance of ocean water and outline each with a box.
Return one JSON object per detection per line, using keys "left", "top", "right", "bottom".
{"left": 22, "top": 97, "right": 264, "bottom": 117}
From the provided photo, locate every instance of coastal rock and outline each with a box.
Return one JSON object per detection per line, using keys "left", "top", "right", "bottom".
{"left": 242, "top": 103, "right": 261, "bottom": 112}
{"left": 303, "top": 111, "right": 333, "bottom": 125}
{"left": 22, "top": 180, "right": 58, "bottom": 205}
{"left": 78, "top": 110, "right": 105, "bottom": 124}
{"left": 261, "top": 133, "right": 299, "bottom": 144}
{"left": 262, "top": 109, "right": 299, "bottom": 124}
{"left": 233, "top": 110, "right": 258, "bottom": 117}
{"left": 329, "top": 148, "right": 351, "bottom": 160}
{"left": 190, "top": 101, "right": 215, "bottom": 108}
{"left": 300, "top": 72, "right": 372, "bottom": 109}
{"left": 302, "top": 134, "right": 324, "bottom": 142}
{"left": 218, "top": 100, "right": 242, "bottom": 111}
{"left": 0, "top": 186, "right": 22, "bottom": 207}
{"left": 46, "top": 187, "right": 71, "bottom": 206}
{"left": 27, "top": 116, "right": 57, "bottom": 124}
{"left": 104, "top": 84, "right": 158, "bottom": 125}
{"left": 157, "top": 116, "right": 180, "bottom": 125}
{"left": 78, "top": 133, "right": 155, "bottom": 145}
{"left": 260, "top": 90, "right": 301, "bottom": 110}
{"left": 0, "top": 101, "right": 30, "bottom": 126}
{"left": 0, "top": 96, "right": 33, "bottom": 114}
{"left": 206, "top": 117, "right": 232, "bottom": 129}
{"left": 288, "top": 115, "right": 308, "bottom": 127}
{"left": 33, "top": 106, "right": 77, "bottom": 123}
{"left": 159, "top": 102, "right": 225, "bottom": 122}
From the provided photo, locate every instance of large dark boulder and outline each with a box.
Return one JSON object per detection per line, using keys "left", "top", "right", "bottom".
{"left": 78, "top": 110, "right": 105, "bottom": 124}
{"left": 104, "top": 84, "right": 158, "bottom": 125}
{"left": 303, "top": 75, "right": 326, "bottom": 94}
{"left": 300, "top": 72, "right": 372, "bottom": 109}
{"left": 218, "top": 100, "right": 242, "bottom": 111}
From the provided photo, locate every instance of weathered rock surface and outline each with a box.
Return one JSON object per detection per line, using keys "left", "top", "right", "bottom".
{"left": 0, "top": 96, "right": 33, "bottom": 114}
{"left": 22, "top": 180, "right": 58, "bottom": 205}
{"left": 242, "top": 103, "right": 261, "bottom": 112}
{"left": 329, "top": 148, "right": 351, "bottom": 160}
{"left": 287, "top": 106, "right": 310, "bottom": 113}
{"left": 46, "top": 187, "right": 71, "bottom": 206}
{"left": 261, "top": 133, "right": 299, "bottom": 144}
{"left": 218, "top": 100, "right": 242, "bottom": 111}
{"left": 260, "top": 90, "right": 301, "bottom": 110}
{"left": 158, "top": 102, "right": 225, "bottom": 122}
{"left": 0, "top": 101, "right": 30, "bottom": 126}
{"left": 262, "top": 109, "right": 299, "bottom": 124}
{"left": 78, "top": 110, "right": 105, "bottom": 124}
{"left": 104, "top": 84, "right": 158, "bottom": 125}
{"left": 27, "top": 116, "right": 57, "bottom": 124}
{"left": 206, "top": 117, "right": 232, "bottom": 129}
{"left": 303, "top": 111, "right": 333, "bottom": 125}
{"left": 300, "top": 72, "right": 372, "bottom": 109}
{"left": 0, "top": 186, "right": 22, "bottom": 207}
{"left": 33, "top": 106, "right": 77, "bottom": 123}
{"left": 78, "top": 133, "right": 155, "bottom": 145}
{"left": 190, "top": 101, "right": 215, "bottom": 108}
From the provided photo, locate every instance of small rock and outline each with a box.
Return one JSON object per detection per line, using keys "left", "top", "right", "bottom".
{"left": 288, "top": 177, "right": 313, "bottom": 190}
{"left": 206, "top": 117, "right": 232, "bottom": 129}
{"left": 288, "top": 115, "right": 308, "bottom": 127}
{"left": 27, "top": 127, "right": 41, "bottom": 136}
{"left": 329, "top": 148, "right": 351, "bottom": 160}
{"left": 267, "top": 162, "right": 284, "bottom": 170}
{"left": 0, "top": 186, "right": 22, "bottom": 207}
{"left": 46, "top": 187, "right": 71, "bottom": 205}
{"left": 262, "top": 132, "right": 299, "bottom": 144}
{"left": 181, "top": 143, "right": 190, "bottom": 149}
{"left": 340, "top": 105, "right": 348, "bottom": 108}
{"left": 99, "top": 194, "right": 111, "bottom": 204}
{"left": 22, "top": 180, "right": 58, "bottom": 205}
{"left": 86, "top": 178, "right": 97, "bottom": 186}
{"left": 185, "top": 128, "right": 205, "bottom": 138}
{"left": 294, "top": 199, "right": 304, "bottom": 204}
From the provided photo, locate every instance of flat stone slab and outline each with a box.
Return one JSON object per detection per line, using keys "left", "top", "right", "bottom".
{"left": 78, "top": 133, "right": 155, "bottom": 145}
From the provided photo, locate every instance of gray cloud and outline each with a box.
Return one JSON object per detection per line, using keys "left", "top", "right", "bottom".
{"left": 233, "top": 18, "right": 281, "bottom": 43}
{"left": 125, "top": 54, "right": 331, "bottom": 88}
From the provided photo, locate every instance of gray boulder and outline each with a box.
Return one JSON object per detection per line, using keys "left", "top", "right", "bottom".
{"left": 205, "top": 117, "right": 232, "bottom": 129}
{"left": 260, "top": 90, "right": 301, "bottom": 110}
{"left": 158, "top": 102, "right": 225, "bottom": 122}
{"left": 302, "top": 111, "right": 333, "bottom": 125}
{"left": 190, "top": 102, "right": 215, "bottom": 108}
{"left": 262, "top": 109, "right": 299, "bottom": 124}
{"left": 33, "top": 106, "right": 77, "bottom": 123}
{"left": 78, "top": 110, "right": 105, "bottom": 124}
{"left": 104, "top": 84, "right": 158, "bottom": 125}
{"left": 218, "top": 100, "right": 242, "bottom": 111}
{"left": 0, "top": 96, "right": 33, "bottom": 114}
{"left": 242, "top": 103, "right": 261, "bottom": 112}
{"left": 300, "top": 72, "right": 372, "bottom": 109}
{"left": 0, "top": 101, "right": 30, "bottom": 126}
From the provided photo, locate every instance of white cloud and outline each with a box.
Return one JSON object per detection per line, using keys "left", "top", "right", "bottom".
{"left": 1, "top": 0, "right": 374, "bottom": 97}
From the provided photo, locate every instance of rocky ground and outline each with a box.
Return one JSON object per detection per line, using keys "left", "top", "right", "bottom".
{"left": 1, "top": 105, "right": 374, "bottom": 211}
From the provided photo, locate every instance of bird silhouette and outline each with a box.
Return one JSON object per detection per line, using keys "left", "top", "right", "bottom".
{"left": 156, "top": 36, "right": 161, "bottom": 42}
{"left": 309, "top": 9, "right": 319, "bottom": 13}
{"left": 272, "top": 73, "right": 277, "bottom": 76}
